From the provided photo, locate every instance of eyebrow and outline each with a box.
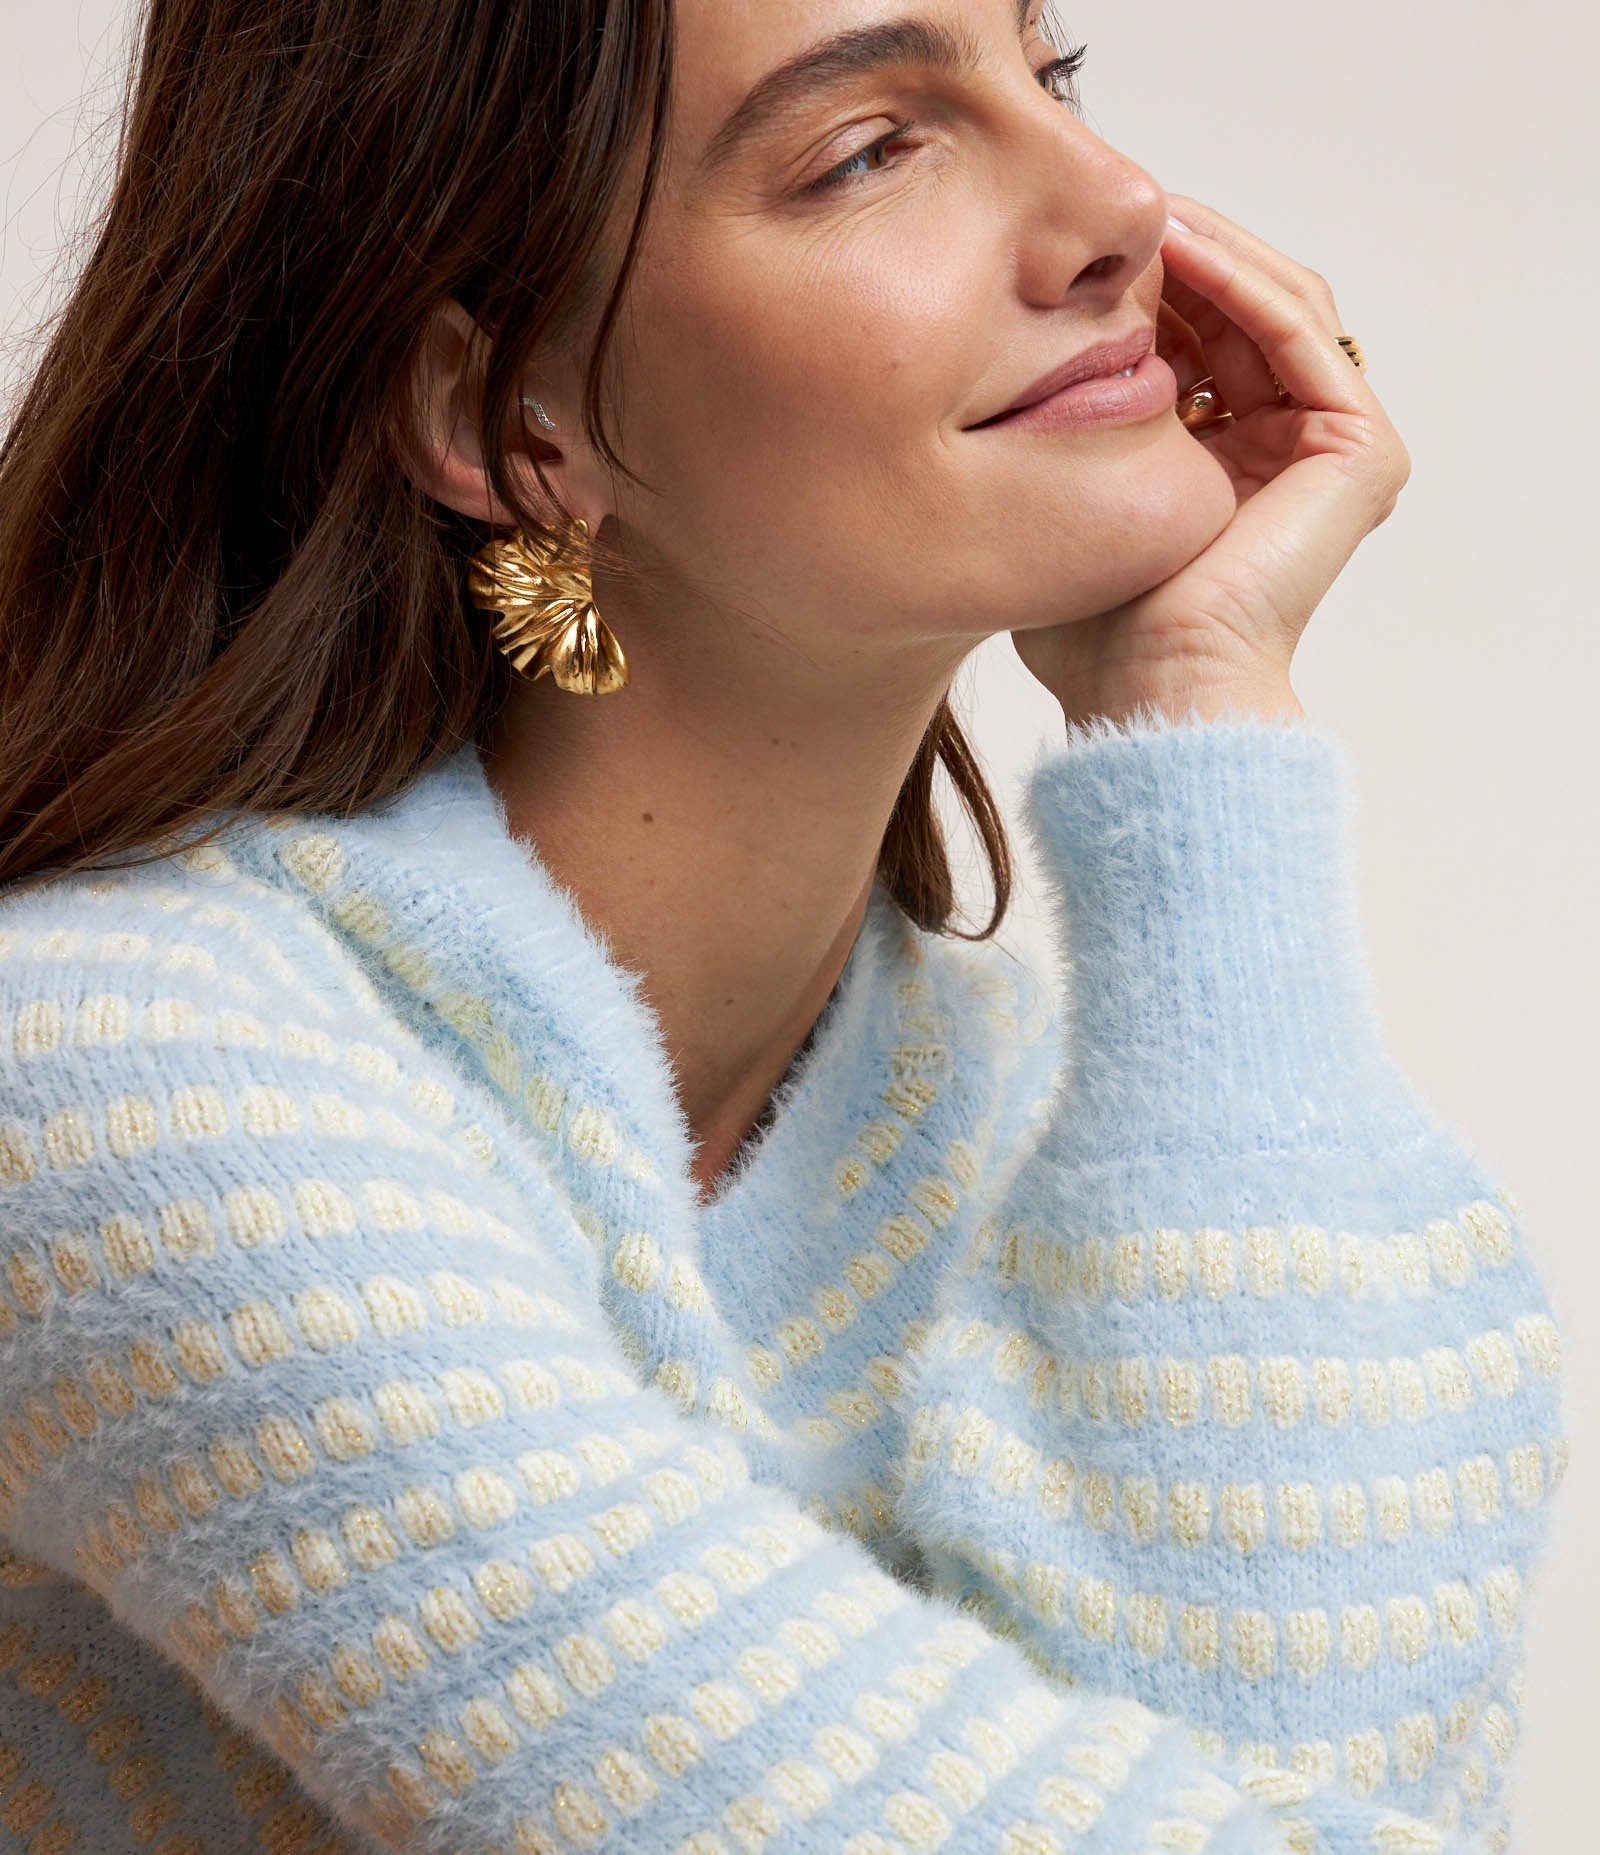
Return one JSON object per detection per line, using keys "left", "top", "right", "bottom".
{"left": 694, "top": 0, "right": 1039, "bottom": 181}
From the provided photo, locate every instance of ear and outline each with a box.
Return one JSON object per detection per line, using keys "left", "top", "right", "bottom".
{"left": 399, "top": 296, "right": 612, "bottom": 534}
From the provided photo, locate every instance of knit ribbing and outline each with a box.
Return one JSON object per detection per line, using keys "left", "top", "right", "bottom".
{"left": 1022, "top": 706, "right": 1431, "bottom": 1164}
{"left": 0, "top": 711, "right": 1566, "bottom": 1855}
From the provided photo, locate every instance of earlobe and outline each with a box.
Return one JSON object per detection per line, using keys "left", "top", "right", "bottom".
{"left": 510, "top": 393, "right": 618, "bottom": 542}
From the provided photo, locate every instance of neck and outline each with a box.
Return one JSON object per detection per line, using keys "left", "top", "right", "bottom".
{"left": 477, "top": 625, "right": 965, "bottom": 1204}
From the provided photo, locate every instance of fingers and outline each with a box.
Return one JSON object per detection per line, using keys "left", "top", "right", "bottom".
{"left": 1153, "top": 298, "right": 1208, "bottom": 393}
{"left": 1166, "top": 193, "right": 1348, "bottom": 352}
{"left": 1158, "top": 256, "right": 1284, "bottom": 420}
{"left": 1158, "top": 247, "right": 1290, "bottom": 421}
{"left": 1161, "top": 217, "right": 1375, "bottom": 422}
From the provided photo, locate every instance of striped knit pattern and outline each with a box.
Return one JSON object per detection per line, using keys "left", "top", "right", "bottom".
{"left": 0, "top": 707, "right": 1568, "bottom": 1855}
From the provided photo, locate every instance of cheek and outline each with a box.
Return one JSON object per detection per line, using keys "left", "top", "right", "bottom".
{"left": 788, "top": 236, "right": 981, "bottom": 429}
{"left": 639, "top": 229, "right": 984, "bottom": 456}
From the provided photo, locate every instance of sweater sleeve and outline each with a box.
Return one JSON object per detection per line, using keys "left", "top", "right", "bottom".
{"left": 895, "top": 704, "right": 1572, "bottom": 1855}
{"left": 0, "top": 864, "right": 1482, "bottom": 1855}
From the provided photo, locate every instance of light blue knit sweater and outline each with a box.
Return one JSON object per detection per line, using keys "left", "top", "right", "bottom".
{"left": 0, "top": 707, "right": 1568, "bottom": 1855}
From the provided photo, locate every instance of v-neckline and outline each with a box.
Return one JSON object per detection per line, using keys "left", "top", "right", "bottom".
{"left": 216, "top": 730, "right": 1049, "bottom": 1455}
{"left": 352, "top": 733, "right": 905, "bottom": 1238}
{"left": 693, "top": 873, "right": 903, "bottom": 1225}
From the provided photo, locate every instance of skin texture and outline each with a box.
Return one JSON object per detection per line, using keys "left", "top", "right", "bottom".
{"left": 404, "top": 0, "right": 1408, "bottom": 1201}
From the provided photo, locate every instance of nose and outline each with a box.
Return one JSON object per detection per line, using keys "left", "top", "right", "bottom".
{"left": 1011, "top": 128, "right": 1170, "bottom": 310}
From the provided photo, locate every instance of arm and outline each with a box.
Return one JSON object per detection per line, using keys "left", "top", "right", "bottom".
{"left": 0, "top": 860, "right": 1482, "bottom": 1855}
{"left": 897, "top": 708, "right": 1571, "bottom": 1855}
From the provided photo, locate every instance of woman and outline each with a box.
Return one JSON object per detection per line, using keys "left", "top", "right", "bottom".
{"left": 0, "top": 1, "right": 1567, "bottom": 1851}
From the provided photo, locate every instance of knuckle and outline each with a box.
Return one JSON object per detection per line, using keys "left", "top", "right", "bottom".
{"left": 1343, "top": 429, "right": 1411, "bottom": 517}
{"left": 1372, "top": 471, "right": 1408, "bottom": 526}
{"left": 1383, "top": 442, "right": 1412, "bottom": 498}
{"left": 1341, "top": 457, "right": 1398, "bottom": 526}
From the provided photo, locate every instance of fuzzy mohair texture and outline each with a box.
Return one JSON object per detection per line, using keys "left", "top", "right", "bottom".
{"left": 0, "top": 701, "right": 1569, "bottom": 1855}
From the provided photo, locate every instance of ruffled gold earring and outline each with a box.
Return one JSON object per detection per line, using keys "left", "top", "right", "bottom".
{"left": 465, "top": 516, "right": 629, "bottom": 696}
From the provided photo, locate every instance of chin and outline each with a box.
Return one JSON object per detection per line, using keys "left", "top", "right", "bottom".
{"left": 1119, "top": 424, "right": 1236, "bottom": 562}
{"left": 1183, "top": 448, "right": 1238, "bottom": 545}
{"left": 984, "top": 503, "right": 1223, "bottom": 643}
{"left": 1040, "top": 428, "right": 1237, "bottom": 617}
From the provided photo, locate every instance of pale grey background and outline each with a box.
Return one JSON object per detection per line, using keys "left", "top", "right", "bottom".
{"left": 3, "top": 2, "right": 1593, "bottom": 1847}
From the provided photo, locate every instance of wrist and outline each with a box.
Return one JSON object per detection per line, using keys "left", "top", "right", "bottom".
{"left": 1055, "top": 678, "right": 1305, "bottom": 732}
{"left": 1022, "top": 716, "right": 1433, "bottom": 1164}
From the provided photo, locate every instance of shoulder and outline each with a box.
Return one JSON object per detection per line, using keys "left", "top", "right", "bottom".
{"left": 0, "top": 835, "right": 413, "bottom": 1109}
{"left": 0, "top": 843, "right": 561, "bottom": 1262}
{"left": 0, "top": 827, "right": 385, "bottom": 1042}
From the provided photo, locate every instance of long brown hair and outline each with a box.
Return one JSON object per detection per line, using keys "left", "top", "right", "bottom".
{"left": 0, "top": 0, "right": 1013, "bottom": 937}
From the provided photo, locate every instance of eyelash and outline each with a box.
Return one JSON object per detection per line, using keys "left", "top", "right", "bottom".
{"left": 805, "top": 44, "right": 1089, "bottom": 195}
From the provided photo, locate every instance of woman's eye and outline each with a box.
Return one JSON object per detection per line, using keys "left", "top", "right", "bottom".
{"left": 803, "top": 44, "right": 1089, "bottom": 196}
{"left": 1036, "top": 43, "right": 1089, "bottom": 111}
{"left": 805, "top": 122, "right": 919, "bottom": 195}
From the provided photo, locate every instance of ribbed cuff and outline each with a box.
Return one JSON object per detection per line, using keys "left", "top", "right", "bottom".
{"left": 1021, "top": 702, "right": 1434, "bottom": 1163}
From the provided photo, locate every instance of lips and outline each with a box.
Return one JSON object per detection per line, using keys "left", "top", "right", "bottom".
{"left": 968, "top": 325, "right": 1157, "bottom": 428}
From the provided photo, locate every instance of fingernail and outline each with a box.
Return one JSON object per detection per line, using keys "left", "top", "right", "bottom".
{"left": 1167, "top": 213, "right": 1194, "bottom": 233}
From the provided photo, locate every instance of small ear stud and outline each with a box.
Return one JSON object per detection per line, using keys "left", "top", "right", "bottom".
{"left": 520, "top": 395, "right": 557, "bottom": 432}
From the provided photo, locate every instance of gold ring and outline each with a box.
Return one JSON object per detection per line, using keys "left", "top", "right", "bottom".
{"left": 1178, "top": 335, "right": 1364, "bottom": 432}
{"left": 1176, "top": 376, "right": 1233, "bottom": 432}
{"left": 1269, "top": 336, "right": 1363, "bottom": 403}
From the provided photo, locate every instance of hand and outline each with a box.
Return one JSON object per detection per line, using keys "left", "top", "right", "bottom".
{"left": 1012, "top": 193, "right": 1411, "bottom": 729}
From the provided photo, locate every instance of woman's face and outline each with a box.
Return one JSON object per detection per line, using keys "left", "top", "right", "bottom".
{"left": 545, "top": 0, "right": 1237, "bottom": 672}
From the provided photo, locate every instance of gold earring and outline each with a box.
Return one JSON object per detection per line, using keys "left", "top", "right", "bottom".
{"left": 465, "top": 517, "right": 629, "bottom": 695}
